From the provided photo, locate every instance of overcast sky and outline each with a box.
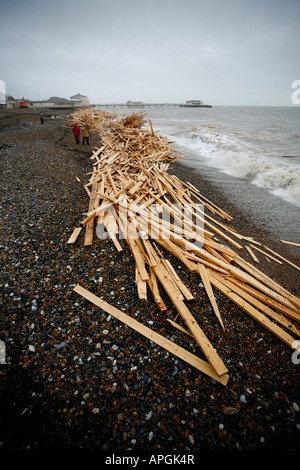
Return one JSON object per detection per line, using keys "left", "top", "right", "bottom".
{"left": 1, "top": 0, "right": 299, "bottom": 106}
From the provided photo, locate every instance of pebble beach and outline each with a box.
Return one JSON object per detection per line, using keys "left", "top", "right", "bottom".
{"left": 0, "top": 108, "right": 299, "bottom": 452}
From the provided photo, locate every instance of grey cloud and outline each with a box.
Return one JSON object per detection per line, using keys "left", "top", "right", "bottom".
{"left": 1, "top": 0, "right": 299, "bottom": 105}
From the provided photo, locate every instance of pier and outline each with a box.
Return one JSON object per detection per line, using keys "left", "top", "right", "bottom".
{"left": 96, "top": 102, "right": 181, "bottom": 108}
{"left": 95, "top": 100, "right": 212, "bottom": 108}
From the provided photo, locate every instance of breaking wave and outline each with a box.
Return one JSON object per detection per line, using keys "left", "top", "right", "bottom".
{"left": 162, "top": 125, "right": 300, "bottom": 207}
{"left": 209, "top": 149, "right": 300, "bottom": 206}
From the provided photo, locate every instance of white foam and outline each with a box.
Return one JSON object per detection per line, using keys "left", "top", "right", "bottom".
{"left": 160, "top": 125, "right": 300, "bottom": 207}
{"left": 211, "top": 149, "right": 300, "bottom": 205}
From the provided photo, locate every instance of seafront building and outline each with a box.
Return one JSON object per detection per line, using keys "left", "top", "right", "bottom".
{"left": 2, "top": 92, "right": 90, "bottom": 109}
{"left": 69, "top": 93, "right": 90, "bottom": 107}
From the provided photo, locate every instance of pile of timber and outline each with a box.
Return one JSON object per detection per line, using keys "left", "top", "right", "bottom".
{"left": 68, "top": 108, "right": 300, "bottom": 386}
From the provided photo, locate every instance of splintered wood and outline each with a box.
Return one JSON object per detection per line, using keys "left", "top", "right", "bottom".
{"left": 69, "top": 108, "right": 300, "bottom": 386}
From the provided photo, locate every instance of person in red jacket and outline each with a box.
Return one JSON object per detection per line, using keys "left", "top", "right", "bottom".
{"left": 72, "top": 123, "right": 80, "bottom": 144}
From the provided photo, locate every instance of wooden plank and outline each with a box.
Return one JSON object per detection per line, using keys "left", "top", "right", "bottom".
{"left": 108, "top": 232, "right": 123, "bottom": 253}
{"left": 146, "top": 242, "right": 228, "bottom": 377}
{"left": 84, "top": 182, "right": 99, "bottom": 246}
{"left": 234, "top": 256, "right": 300, "bottom": 311}
{"left": 134, "top": 236, "right": 153, "bottom": 268}
{"left": 106, "top": 168, "right": 118, "bottom": 194}
{"left": 195, "top": 249, "right": 300, "bottom": 313}
{"left": 228, "top": 277, "right": 300, "bottom": 323}
{"left": 147, "top": 268, "right": 167, "bottom": 312}
{"left": 208, "top": 274, "right": 297, "bottom": 349}
{"left": 67, "top": 227, "right": 82, "bottom": 244}
{"left": 163, "top": 196, "right": 241, "bottom": 249}
{"left": 198, "top": 263, "right": 224, "bottom": 330}
{"left": 100, "top": 173, "right": 106, "bottom": 195}
{"left": 139, "top": 237, "right": 158, "bottom": 267}
{"left": 135, "top": 267, "right": 147, "bottom": 300}
{"left": 130, "top": 209, "right": 198, "bottom": 272}
{"left": 185, "top": 181, "right": 232, "bottom": 221}
{"left": 167, "top": 319, "right": 193, "bottom": 337}
{"left": 281, "top": 240, "right": 300, "bottom": 247}
{"left": 163, "top": 259, "right": 194, "bottom": 301}
{"left": 211, "top": 272, "right": 300, "bottom": 335}
{"left": 103, "top": 209, "right": 123, "bottom": 253}
{"left": 148, "top": 268, "right": 163, "bottom": 305}
{"left": 250, "top": 245, "right": 282, "bottom": 264}
{"left": 90, "top": 145, "right": 105, "bottom": 159}
{"left": 241, "top": 236, "right": 261, "bottom": 246}
{"left": 81, "top": 202, "right": 113, "bottom": 226}
{"left": 116, "top": 207, "right": 129, "bottom": 242}
{"left": 202, "top": 218, "right": 243, "bottom": 250}
{"left": 156, "top": 238, "right": 199, "bottom": 272}
{"left": 128, "top": 179, "right": 146, "bottom": 196}
{"left": 73, "top": 284, "right": 229, "bottom": 385}
{"left": 84, "top": 185, "right": 91, "bottom": 198}
{"left": 264, "top": 246, "right": 300, "bottom": 272}
{"left": 245, "top": 245, "right": 259, "bottom": 263}
{"left": 147, "top": 249, "right": 184, "bottom": 303}
{"left": 127, "top": 234, "right": 149, "bottom": 281}
{"left": 98, "top": 181, "right": 134, "bottom": 202}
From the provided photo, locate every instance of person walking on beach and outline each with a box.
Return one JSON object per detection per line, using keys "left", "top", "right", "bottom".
{"left": 82, "top": 124, "right": 90, "bottom": 145}
{"left": 72, "top": 122, "right": 80, "bottom": 145}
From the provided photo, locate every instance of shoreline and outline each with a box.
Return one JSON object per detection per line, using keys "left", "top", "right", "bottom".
{"left": 0, "top": 108, "right": 299, "bottom": 451}
{"left": 170, "top": 160, "right": 300, "bottom": 295}
{"left": 169, "top": 150, "right": 300, "bottom": 246}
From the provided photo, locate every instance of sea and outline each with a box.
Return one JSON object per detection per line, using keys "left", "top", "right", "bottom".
{"left": 97, "top": 105, "right": 300, "bottom": 244}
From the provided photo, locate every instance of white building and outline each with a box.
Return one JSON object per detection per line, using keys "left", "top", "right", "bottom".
{"left": 27, "top": 93, "right": 90, "bottom": 109}
{"left": 70, "top": 93, "right": 90, "bottom": 107}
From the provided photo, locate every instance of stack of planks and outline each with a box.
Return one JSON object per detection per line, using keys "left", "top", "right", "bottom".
{"left": 68, "top": 108, "right": 300, "bottom": 386}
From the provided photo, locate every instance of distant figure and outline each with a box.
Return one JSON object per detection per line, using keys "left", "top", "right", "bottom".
{"left": 40, "top": 115, "right": 44, "bottom": 125}
{"left": 72, "top": 123, "right": 80, "bottom": 145}
{"left": 82, "top": 124, "right": 90, "bottom": 145}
